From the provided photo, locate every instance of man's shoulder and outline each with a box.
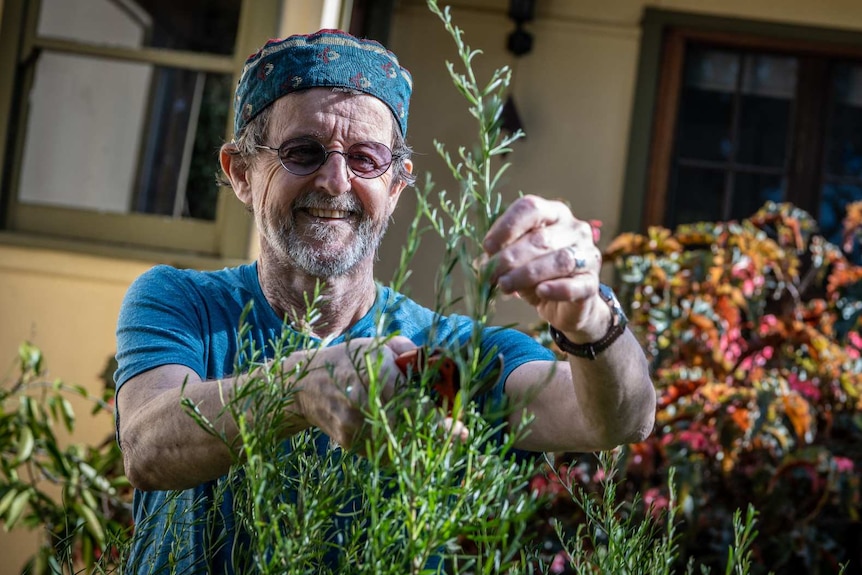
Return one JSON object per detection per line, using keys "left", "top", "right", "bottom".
{"left": 136, "top": 263, "right": 252, "bottom": 284}
{"left": 130, "top": 263, "right": 255, "bottom": 295}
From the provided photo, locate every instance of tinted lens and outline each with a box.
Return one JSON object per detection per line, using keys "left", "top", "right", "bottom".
{"left": 345, "top": 142, "right": 393, "bottom": 178}
{"left": 275, "top": 138, "right": 395, "bottom": 178}
{"left": 278, "top": 138, "right": 327, "bottom": 175}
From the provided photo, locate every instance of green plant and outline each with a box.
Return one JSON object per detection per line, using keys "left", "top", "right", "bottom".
{"left": 0, "top": 343, "right": 132, "bottom": 574}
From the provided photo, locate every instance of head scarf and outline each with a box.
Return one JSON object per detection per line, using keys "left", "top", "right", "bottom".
{"left": 233, "top": 29, "right": 413, "bottom": 137}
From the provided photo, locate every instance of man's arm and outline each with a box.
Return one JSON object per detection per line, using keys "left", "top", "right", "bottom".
{"left": 482, "top": 195, "right": 656, "bottom": 452}
{"left": 118, "top": 364, "right": 261, "bottom": 491}
{"left": 118, "top": 338, "right": 413, "bottom": 492}
{"left": 506, "top": 329, "right": 655, "bottom": 453}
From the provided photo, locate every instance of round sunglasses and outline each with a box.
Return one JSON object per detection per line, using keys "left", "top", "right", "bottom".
{"left": 256, "top": 137, "right": 401, "bottom": 179}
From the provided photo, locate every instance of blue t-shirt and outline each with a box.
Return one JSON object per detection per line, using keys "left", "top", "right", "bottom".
{"left": 115, "top": 263, "right": 554, "bottom": 574}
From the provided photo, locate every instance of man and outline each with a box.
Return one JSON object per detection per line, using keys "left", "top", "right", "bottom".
{"left": 114, "top": 29, "right": 655, "bottom": 573}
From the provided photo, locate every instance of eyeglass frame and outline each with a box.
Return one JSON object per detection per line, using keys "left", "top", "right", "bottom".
{"left": 254, "top": 137, "right": 405, "bottom": 179}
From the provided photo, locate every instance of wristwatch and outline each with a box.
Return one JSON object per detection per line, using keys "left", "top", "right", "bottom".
{"left": 549, "top": 284, "right": 628, "bottom": 360}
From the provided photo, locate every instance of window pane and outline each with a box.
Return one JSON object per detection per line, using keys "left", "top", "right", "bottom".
{"left": 133, "top": 70, "right": 232, "bottom": 220}
{"left": 737, "top": 55, "right": 796, "bottom": 167}
{"left": 669, "top": 167, "right": 725, "bottom": 227}
{"left": 731, "top": 173, "right": 785, "bottom": 221}
{"left": 677, "top": 48, "right": 739, "bottom": 162}
{"left": 19, "top": 52, "right": 151, "bottom": 213}
{"left": 37, "top": 0, "right": 241, "bottom": 55}
{"left": 18, "top": 52, "right": 230, "bottom": 221}
{"left": 824, "top": 63, "right": 862, "bottom": 178}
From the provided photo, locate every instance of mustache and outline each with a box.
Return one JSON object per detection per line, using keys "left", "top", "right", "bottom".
{"left": 293, "top": 190, "right": 363, "bottom": 214}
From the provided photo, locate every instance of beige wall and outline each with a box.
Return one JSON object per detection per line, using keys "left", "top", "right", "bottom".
{"left": 3, "top": 0, "right": 862, "bottom": 572}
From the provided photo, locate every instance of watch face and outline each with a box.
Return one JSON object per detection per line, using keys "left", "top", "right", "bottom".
{"left": 598, "top": 283, "right": 615, "bottom": 302}
{"left": 599, "top": 283, "right": 628, "bottom": 323}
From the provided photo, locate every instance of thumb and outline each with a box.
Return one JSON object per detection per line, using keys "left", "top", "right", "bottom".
{"left": 385, "top": 335, "right": 418, "bottom": 356}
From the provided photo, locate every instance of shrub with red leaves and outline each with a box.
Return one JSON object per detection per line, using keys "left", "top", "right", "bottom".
{"left": 533, "top": 201, "right": 862, "bottom": 575}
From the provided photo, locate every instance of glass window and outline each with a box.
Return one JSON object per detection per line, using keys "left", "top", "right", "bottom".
{"left": 820, "top": 62, "right": 862, "bottom": 255}
{"left": 648, "top": 30, "right": 862, "bottom": 265}
{"left": 670, "top": 167, "right": 725, "bottom": 227}
{"left": 19, "top": 0, "right": 239, "bottom": 221}
{"left": 36, "top": 0, "right": 240, "bottom": 55}
{"left": 669, "top": 46, "right": 797, "bottom": 225}
{"left": 737, "top": 55, "right": 796, "bottom": 168}
{"left": 731, "top": 173, "right": 785, "bottom": 220}
{"left": 677, "top": 48, "right": 738, "bottom": 162}
{"left": 19, "top": 52, "right": 155, "bottom": 214}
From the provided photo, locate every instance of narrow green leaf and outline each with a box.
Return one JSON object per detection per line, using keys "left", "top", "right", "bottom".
{"left": 81, "top": 487, "right": 99, "bottom": 512}
{"left": 60, "top": 398, "right": 76, "bottom": 431}
{"left": 0, "top": 488, "right": 19, "bottom": 517}
{"left": 14, "top": 426, "right": 35, "bottom": 464}
{"left": 76, "top": 501, "right": 106, "bottom": 545}
{"left": 18, "top": 342, "right": 42, "bottom": 374}
{"left": 4, "top": 489, "right": 31, "bottom": 529}
{"left": 44, "top": 439, "right": 70, "bottom": 477}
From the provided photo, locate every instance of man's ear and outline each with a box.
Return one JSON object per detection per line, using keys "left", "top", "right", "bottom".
{"left": 388, "top": 158, "right": 413, "bottom": 208}
{"left": 219, "top": 143, "right": 252, "bottom": 205}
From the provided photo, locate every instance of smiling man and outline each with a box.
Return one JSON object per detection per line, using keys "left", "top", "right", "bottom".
{"left": 114, "top": 29, "right": 655, "bottom": 574}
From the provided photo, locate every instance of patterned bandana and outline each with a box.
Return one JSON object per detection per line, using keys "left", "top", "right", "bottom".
{"left": 233, "top": 29, "right": 413, "bottom": 137}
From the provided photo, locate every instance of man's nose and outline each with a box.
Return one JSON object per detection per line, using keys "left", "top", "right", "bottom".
{"left": 313, "top": 151, "right": 353, "bottom": 196}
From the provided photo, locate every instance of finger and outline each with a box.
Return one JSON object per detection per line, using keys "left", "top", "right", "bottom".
{"left": 385, "top": 335, "right": 418, "bottom": 356}
{"left": 486, "top": 223, "right": 568, "bottom": 283}
{"left": 498, "top": 246, "right": 600, "bottom": 295}
{"left": 534, "top": 275, "right": 599, "bottom": 302}
{"left": 440, "top": 417, "right": 470, "bottom": 443}
{"left": 486, "top": 220, "right": 597, "bottom": 284}
{"left": 484, "top": 196, "right": 567, "bottom": 254}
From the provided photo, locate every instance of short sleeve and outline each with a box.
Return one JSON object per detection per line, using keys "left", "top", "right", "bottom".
{"left": 114, "top": 266, "right": 207, "bottom": 390}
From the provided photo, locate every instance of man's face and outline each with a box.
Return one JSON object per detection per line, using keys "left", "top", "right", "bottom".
{"left": 244, "top": 89, "right": 411, "bottom": 278}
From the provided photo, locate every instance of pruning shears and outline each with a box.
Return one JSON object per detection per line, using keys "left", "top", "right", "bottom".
{"left": 394, "top": 347, "right": 504, "bottom": 415}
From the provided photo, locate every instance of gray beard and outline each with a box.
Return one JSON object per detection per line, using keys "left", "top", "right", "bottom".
{"left": 265, "top": 190, "right": 389, "bottom": 278}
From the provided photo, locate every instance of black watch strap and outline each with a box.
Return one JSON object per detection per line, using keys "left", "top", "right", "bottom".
{"left": 549, "top": 284, "right": 628, "bottom": 360}
{"left": 549, "top": 322, "right": 626, "bottom": 360}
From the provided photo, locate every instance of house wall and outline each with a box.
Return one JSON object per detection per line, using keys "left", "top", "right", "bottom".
{"left": 2, "top": 0, "right": 862, "bottom": 571}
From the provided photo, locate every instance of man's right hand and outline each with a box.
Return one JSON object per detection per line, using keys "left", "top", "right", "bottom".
{"left": 118, "top": 336, "right": 417, "bottom": 491}
{"left": 290, "top": 336, "right": 416, "bottom": 452}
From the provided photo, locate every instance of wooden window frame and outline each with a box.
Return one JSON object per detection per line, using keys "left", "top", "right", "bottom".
{"left": 0, "top": 0, "right": 280, "bottom": 265}
{"left": 621, "top": 9, "right": 862, "bottom": 233}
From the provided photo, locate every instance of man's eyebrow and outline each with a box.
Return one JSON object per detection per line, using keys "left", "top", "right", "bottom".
{"left": 279, "top": 131, "right": 323, "bottom": 141}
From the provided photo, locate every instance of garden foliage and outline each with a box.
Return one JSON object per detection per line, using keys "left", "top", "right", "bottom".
{"left": 584, "top": 201, "right": 862, "bottom": 574}
{"left": 0, "top": 343, "right": 131, "bottom": 573}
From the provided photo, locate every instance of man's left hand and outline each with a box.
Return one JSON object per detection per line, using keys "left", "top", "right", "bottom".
{"left": 482, "top": 195, "right": 608, "bottom": 341}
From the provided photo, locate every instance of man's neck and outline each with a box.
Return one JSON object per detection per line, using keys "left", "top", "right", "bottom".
{"left": 256, "top": 252, "right": 378, "bottom": 339}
